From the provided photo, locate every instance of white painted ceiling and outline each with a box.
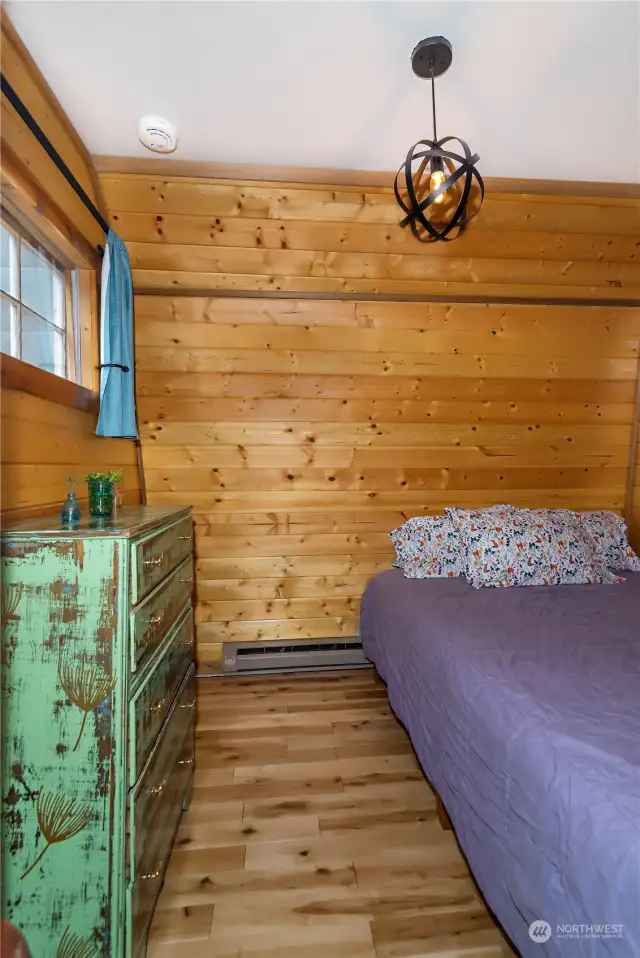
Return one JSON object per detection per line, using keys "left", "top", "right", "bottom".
{"left": 6, "top": 0, "right": 640, "bottom": 182}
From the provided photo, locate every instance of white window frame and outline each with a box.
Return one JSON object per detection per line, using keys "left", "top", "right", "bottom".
{"left": 1, "top": 212, "right": 80, "bottom": 383}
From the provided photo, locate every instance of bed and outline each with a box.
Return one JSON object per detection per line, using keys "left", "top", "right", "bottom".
{"left": 360, "top": 569, "right": 640, "bottom": 958}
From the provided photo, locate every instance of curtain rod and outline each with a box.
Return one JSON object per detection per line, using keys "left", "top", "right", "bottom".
{"left": 1, "top": 72, "right": 109, "bottom": 252}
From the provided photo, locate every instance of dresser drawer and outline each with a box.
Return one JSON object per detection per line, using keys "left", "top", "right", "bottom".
{"left": 128, "top": 675, "right": 194, "bottom": 958}
{"left": 130, "top": 666, "right": 195, "bottom": 879}
{"left": 131, "top": 514, "right": 193, "bottom": 604}
{"left": 129, "top": 607, "right": 194, "bottom": 784}
{"left": 130, "top": 555, "right": 194, "bottom": 675}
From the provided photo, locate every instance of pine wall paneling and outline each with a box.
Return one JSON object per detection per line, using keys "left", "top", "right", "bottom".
{"left": 0, "top": 13, "right": 141, "bottom": 518}
{"left": 101, "top": 173, "right": 640, "bottom": 301}
{"left": 1, "top": 379, "right": 141, "bottom": 515}
{"left": 99, "top": 170, "right": 640, "bottom": 673}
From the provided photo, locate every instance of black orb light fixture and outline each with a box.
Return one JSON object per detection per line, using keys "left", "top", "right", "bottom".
{"left": 395, "top": 37, "right": 484, "bottom": 242}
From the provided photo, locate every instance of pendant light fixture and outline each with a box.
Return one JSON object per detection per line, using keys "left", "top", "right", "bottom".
{"left": 395, "top": 37, "right": 484, "bottom": 242}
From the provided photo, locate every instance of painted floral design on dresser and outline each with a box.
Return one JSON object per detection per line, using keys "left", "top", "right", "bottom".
{"left": 2, "top": 583, "right": 23, "bottom": 680}
{"left": 2, "top": 582, "right": 23, "bottom": 628}
{"left": 56, "top": 925, "right": 98, "bottom": 958}
{"left": 58, "top": 653, "right": 116, "bottom": 751}
{"left": 21, "top": 792, "right": 92, "bottom": 880}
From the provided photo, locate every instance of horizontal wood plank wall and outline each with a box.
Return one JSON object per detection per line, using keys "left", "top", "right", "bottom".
{"left": 135, "top": 297, "right": 639, "bottom": 672}
{"left": 100, "top": 173, "right": 640, "bottom": 301}
{"left": 100, "top": 171, "right": 640, "bottom": 672}
{"left": 1, "top": 389, "right": 140, "bottom": 515}
{"left": 0, "top": 13, "right": 141, "bottom": 518}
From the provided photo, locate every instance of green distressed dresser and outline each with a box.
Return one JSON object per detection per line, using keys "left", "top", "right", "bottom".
{"left": 1, "top": 506, "right": 196, "bottom": 958}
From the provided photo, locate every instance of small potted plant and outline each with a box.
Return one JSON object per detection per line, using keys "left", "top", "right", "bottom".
{"left": 86, "top": 470, "right": 123, "bottom": 518}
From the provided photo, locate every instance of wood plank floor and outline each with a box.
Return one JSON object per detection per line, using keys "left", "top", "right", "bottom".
{"left": 148, "top": 668, "right": 517, "bottom": 958}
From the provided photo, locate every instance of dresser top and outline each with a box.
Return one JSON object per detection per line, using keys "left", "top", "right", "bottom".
{"left": 1, "top": 505, "right": 191, "bottom": 540}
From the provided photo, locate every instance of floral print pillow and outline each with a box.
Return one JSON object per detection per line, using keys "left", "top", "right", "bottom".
{"left": 391, "top": 506, "right": 518, "bottom": 580}
{"left": 389, "top": 515, "right": 465, "bottom": 579}
{"left": 446, "top": 505, "right": 516, "bottom": 535}
{"left": 450, "top": 507, "right": 620, "bottom": 589}
{"left": 445, "top": 505, "right": 517, "bottom": 565}
{"left": 572, "top": 511, "right": 640, "bottom": 572}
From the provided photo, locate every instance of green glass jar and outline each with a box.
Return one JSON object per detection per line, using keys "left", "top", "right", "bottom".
{"left": 87, "top": 479, "right": 114, "bottom": 517}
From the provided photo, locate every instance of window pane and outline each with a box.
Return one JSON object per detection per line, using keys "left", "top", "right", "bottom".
{"left": 21, "top": 240, "right": 57, "bottom": 322}
{"left": 0, "top": 294, "right": 19, "bottom": 357}
{"left": 1, "top": 225, "right": 19, "bottom": 298}
{"left": 71, "top": 269, "right": 81, "bottom": 378}
{"left": 52, "top": 270, "right": 65, "bottom": 329}
{"left": 22, "top": 308, "right": 65, "bottom": 377}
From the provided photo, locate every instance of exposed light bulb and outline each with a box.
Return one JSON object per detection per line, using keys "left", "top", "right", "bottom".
{"left": 429, "top": 169, "right": 447, "bottom": 204}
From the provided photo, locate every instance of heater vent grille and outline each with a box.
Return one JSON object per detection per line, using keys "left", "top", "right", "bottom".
{"left": 221, "top": 638, "right": 369, "bottom": 674}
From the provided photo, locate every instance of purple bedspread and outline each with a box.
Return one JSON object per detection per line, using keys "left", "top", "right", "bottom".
{"left": 360, "top": 570, "right": 640, "bottom": 958}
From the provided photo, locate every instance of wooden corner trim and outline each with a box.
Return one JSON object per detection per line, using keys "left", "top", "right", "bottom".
{"left": 1, "top": 353, "right": 99, "bottom": 414}
{"left": 625, "top": 351, "right": 640, "bottom": 525}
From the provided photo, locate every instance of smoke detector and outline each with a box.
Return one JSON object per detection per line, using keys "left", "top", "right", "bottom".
{"left": 138, "top": 115, "right": 178, "bottom": 153}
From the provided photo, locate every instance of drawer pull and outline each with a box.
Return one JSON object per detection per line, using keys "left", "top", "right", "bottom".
{"left": 141, "top": 860, "right": 165, "bottom": 881}
{"left": 144, "top": 556, "right": 163, "bottom": 568}
{"left": 149, "top": 611, "right": 164, "bottom": 626}
{"left": 180, "top": 699, "right": 196, "bottom": 710}
{"left": 147, "top": 777, "right": 167, "bottom": 796}
{"left": 150, "top": 696, "right": 167, "bottom": 713}
{"left": 178, "top": 535, "right": 192, "bottom": 540}
{"left": 178, "top": 755, "right": 194, "bottom": 766}
{"left": 179, "top": 578, "right": 193, "bottom": 584}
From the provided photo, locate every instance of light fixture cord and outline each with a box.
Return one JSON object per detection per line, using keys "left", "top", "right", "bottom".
{"left": 430, "top": 60, "right": 438, "bottom": 143}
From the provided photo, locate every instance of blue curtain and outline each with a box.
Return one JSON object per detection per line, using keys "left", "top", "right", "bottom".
{"left": 96, "top": 230, "right": 138, "bottom": 439}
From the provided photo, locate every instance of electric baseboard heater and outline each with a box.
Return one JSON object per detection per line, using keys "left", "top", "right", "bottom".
{"left": 221, "top": 638, "right": 370, "bottom": 674}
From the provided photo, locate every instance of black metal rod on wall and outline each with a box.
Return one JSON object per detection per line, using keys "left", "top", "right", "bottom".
{"left": 1, "top": 72, "right": 110, "bottom": 244}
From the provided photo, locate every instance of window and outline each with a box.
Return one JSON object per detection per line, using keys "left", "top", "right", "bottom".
{"left": 0, "top": 216, "right": 80, "bottom": 381}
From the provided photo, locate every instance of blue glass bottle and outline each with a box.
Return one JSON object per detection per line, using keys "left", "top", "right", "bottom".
{"left": 60, "top": 492, "right": 81, "bottom": 525}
